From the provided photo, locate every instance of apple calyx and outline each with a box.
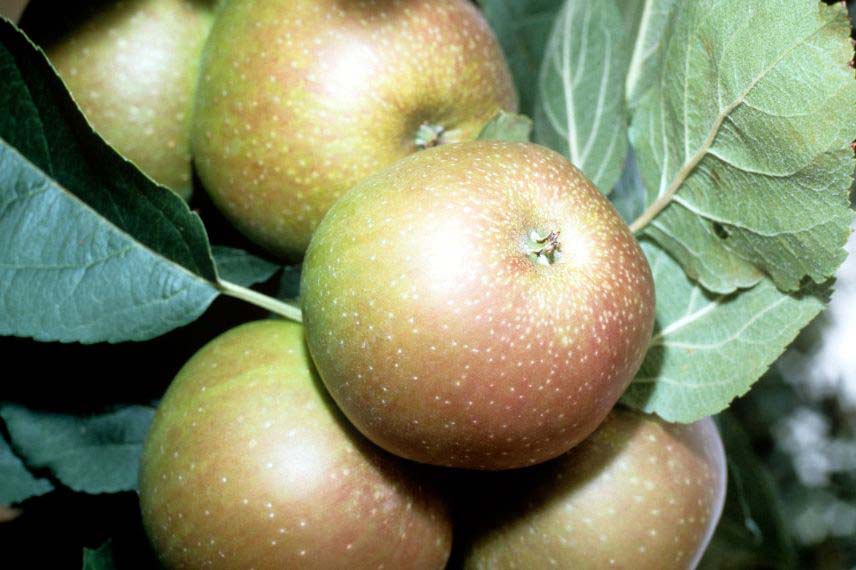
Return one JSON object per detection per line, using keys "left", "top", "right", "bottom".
{"left": 526, "top": 229, "right": 563, "bottom": 265}
{"left": 415, "top": 123, "right": 446, "bottom": 149}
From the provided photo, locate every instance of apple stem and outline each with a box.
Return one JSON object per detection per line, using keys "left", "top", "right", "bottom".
{"left": 415, "top": 123, "right": 445, "bottom": 149}
{"left": 525, "top": 229, "right": 562, "bottom": 265}
{"left": 217, "top": 280, "right": 303, "bottom": 323}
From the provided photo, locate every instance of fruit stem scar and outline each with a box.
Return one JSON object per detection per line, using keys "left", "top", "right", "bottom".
{"left": 217, "top": 279, "right": 303, "bottom": 323}
{"left": 526, "top": 229, "right": 562, "bottom": 265}
{"left": 414, "top": 123, "right": 446, "bottom": 150}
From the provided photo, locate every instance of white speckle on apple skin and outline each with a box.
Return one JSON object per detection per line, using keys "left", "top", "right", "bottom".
{"left": 459, "top": 408, "right": 727, "bottom": 570}
{"left": 139, "top": 321, "right": 452, "bottom": 569}
{"left": 192, "top": 0, "right": 517, "bottom": 258}
{"left": 302, "top": 141, "right": 656, "bottom": 470}
{"left": 34, "top": 0, "right": 212, "bottom": 198}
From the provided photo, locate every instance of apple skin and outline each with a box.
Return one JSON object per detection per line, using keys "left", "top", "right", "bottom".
{"left": 0, "top": 505, "right": 20, "bottom": 523}
{"left": 0, "top": 0, "right": 28, "bottom": 23}
{"left": 138, "top": 320, "right": 452, "bottom": 570}
{"left": 22, "top": 0, "right": 216, "bottom": 199}
{"left": 192, "top": 0, "right": 517, "bottom": 258}
{"left": 301, "top": 141, "right": 656, "bottom": 470}
{"left": 458, "top": 408, "right": 727, "bottom": 570}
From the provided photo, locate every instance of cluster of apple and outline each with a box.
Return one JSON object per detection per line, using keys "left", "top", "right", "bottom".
{"left": 25, "top": 0, "right": 727, "bottom": 568}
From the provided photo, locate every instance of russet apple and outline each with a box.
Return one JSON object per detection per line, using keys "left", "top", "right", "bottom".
{"left": 192, "top": 0, "right": 517, "bottom": 258}
{"left": 301, "top": 141, "right": 655, "bottom": 469}
{"left": 139, "top": 320, "right": 452, "bottom": 569}
{"left": 460, "top": 408, "right": 727, "bottom": 569}
{"left": 22, "top": 0, "right": 216, "bottom": 199}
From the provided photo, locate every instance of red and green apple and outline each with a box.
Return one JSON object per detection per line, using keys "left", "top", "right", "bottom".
{"left": 139, "top": 320, "right": 452, "bottom": 569}
{"left": 192, "top": 0, "right": 517, "bottom": 258}
{"left": 301, "top": 141, "right": 656, "bottom": 470}
{"left": 460, "top": 408, "right": 727, "bottom": 569}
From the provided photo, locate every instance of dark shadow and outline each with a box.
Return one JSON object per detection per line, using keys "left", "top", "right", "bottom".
{"left": 20, "top": 0, "right": 220, "bottom": 46}
{"left": 712, "top": 222, "right": 730, "bottom": 240}
{"left": 0, "top": 287, "right": 276, "bottom": 413}
{"left": 0, "top": 490, "right": 159, "bottom": 569}
{"left": 19, "top": 0, "right": 129, "bottom": 49}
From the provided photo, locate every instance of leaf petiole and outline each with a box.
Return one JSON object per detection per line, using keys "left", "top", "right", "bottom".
{"left": 217, "top": 280, "right": 303, "bottom": 323}
{"left": 628, "top": 165, "right": 686, "bottom": 234}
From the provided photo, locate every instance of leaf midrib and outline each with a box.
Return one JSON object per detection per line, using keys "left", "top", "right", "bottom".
{"left": 632, "top": 13, "right": 837, "bottom": 233}
{"left": 0, "top": 139, "right": 216, "bottom": 293}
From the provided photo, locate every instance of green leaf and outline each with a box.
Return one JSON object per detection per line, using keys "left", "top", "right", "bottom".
{"left": 212, "top": 246, "right": 279, "bottom": 288}
{"left": 0, "top": 19, "right": 219, "bottom": 343}
{"left": 630, "top": 0, "right": 856, "bottom": 293}
{"left": 535, "top": 0, "right": 630, "bottom": 193}
{"left": 699, "top": 412, "right": 797, "bottom": 570}
{"left": 0, "top": 404, "right": 155, "bottom": 494}
{"left": 616, "top": 0, "right": 677, "bottom": 110}
{"left": 477, "top": 111, "right": 533, "bottom": 142}
{"left": 83, "top": 540, "right": 117, "bottom": 570}
{"left": 610, "top": 149, "right": 646, "bottom": 224}
{"left": 621, "top": 241, "right": 827, "bottom": 422}
{"left": 645, "top": 205, "right": 765, "bottom": 293}
{"left": 477, "top": 0, "right": 564, "bottom": 116}
{"left": 277, "top": 263, "right": 302, "bottom": 301}
{"left": 0, "top": 432, "right": 52, "bottom": 504}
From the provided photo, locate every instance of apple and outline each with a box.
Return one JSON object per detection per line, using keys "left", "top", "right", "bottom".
{"left": 301, "top": 141, "right": 656, "bottom": 470}
{"left": 0, "top": 0, "right": 28, "bottom": 23}
{"left": 138, "top": 320, "right": 452, "bottom": 569}
{"left": 21, "top": 0, "right": 216, "bottom": 200}
{"left": 191, "top": 0, "right": 517, "bottom": 258}
{"left": 0, "top": 505, "right": 20, "bottom": 523}
{"left": 458, "top": 408, "right": 727, "bottom": 569}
